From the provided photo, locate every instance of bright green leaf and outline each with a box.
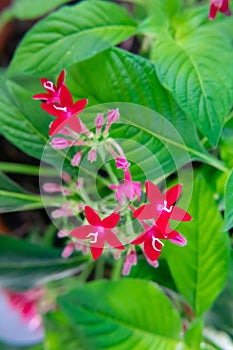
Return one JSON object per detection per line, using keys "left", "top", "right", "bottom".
{"left": 166, "top": 175, "right": 230, "bottom": 316}
{"left": 58, "top": 279, "right": 184, "bottom": 350}
{"left": 185, "top": 318, "right": 203, "bottom": 349}
{"left": 0, "top": 235, "right": 89, "bottom": 290}
{"left": 224, "top": 169, "right": 233, "bottom": 231}
{"left": 8, "top": 0, "right": 137, "bottom": 76}
{"left": 151, "top": 8, "right": 233, "bottom": 147}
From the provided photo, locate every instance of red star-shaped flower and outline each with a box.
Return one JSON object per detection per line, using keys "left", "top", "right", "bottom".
{"left": 32, "top": 69, "right": 65, "bottom": 103}
{"left": 208, "top": 0, "right": 231, "bottom": 20}
{"left": 134, "top": 181, "right": 192, "bottom": 224}
{"left": 131, "top": 216, "right": 187, "bottom": 262}
{"left": 70, "top": 206, "right": 125, "bottom": 260}
{"left": 41, "top": 85, "right": 88, "bottom": 136}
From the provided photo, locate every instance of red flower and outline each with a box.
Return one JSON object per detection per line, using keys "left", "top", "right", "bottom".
{"left": 41, "top": 85, "right": 88, "bottom": 136}
{"left": 70, "top": 206, "right": 125, "bottom": 260}
{"left": 134, "top": 181, "right": 192, "bottom": 225}
{"left": 208, "top": 0, "right": 231, "bottom": 20}
{"left": 131, "top": 217, "right": 187, "bottom": 262}
{"left": 32, "top": 69, "right": 65, "bottom": 103}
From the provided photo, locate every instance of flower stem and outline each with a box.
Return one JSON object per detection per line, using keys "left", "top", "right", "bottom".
{"left": 110, "top": 257, "right": 123, "bottom": 281}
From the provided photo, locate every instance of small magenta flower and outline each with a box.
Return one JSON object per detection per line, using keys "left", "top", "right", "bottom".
{"left": 70, "top": 206, "right": 125, "bottom": 260}
{"left": 32, "top": 69, "right": 65, "bottom": 103}
{"left": 41, "top": 85, "right": 88, "bottom": 136}
{"left": 134, "top": 181, "right": 192, "bottom": 225}
{"left": 104, "top": 109, "right": 119, "bottom": 136}
{"left": 110, "top": 169, "right": 141, "bottom": 205}
{"left": 116, "top": 157, "right": 130, "bottom": 171}
{"left": 209, "top": 0, "right": 231, "bottom": 19}
{"left": 95, "top": 113, "right": 105, "bottom": 137}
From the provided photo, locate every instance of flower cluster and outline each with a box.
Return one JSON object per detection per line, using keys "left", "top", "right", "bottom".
{"left": 34, "top": 70, "right": 192, "bottom": 275}
{"left": 208, "top": 0, "right": 231, "bottom": 20}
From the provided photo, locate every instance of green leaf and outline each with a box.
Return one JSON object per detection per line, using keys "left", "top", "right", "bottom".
{"left": 0, "top": 235, "right": 89, "bottom": 290}
{"left": 58, "top": 279, "right": 184, "bottom": 350}
{"left": 0, "top": 0, "right": 71, "bottom": 26}
{"left": 8, "top": 0, "right": 137, "bottom": 76}
{"left": 166, "top": 175, "right": 230, "bottom": 316}
{"left": 0, "top": 172, "right": 44, "bottom": 212}
{"left": 224, "top": 169, "right": 233, "bottom": 231}
{"left": 185, "top": 318, "right": 203, "bottom": 350}
{"left": 44, "top": 310, "right": 82, "bottom": 350}
{"left": 150, "top": 8, "right": 233, "bottom": 147}
{"left": 67, "top": 47, "right": 225, "bottom": 176}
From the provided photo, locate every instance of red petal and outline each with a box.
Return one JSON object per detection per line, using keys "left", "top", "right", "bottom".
{"left": 146, "top": 180, "right": 163, "bottom": 203}
{"left": 131, "top": 231, "right": 147, "bottom": 245}
{"left": 72, "top": 99, "right": 88, "bottom": 114}
{"left": 60, "top": 85, "right": 73, "bottom": 106}
{"left": 41, "top": 102, "right": 62, "bottom": 117}
{"left": 84, "top": 206, "right": 101, "bottom": 226}
{"left": 144, "top": 239, "right": 162, "bottom": 261}
{"left": 156, "top": 213, "right": 170, "bottom": 234}
{"left": 49, "top": 117, "right": 67, "bottom": 136}
{"left": 170, "top": 206, "right": 192, "bottom": 222}
{"left": 32, "top": 93, "right": 49, "bottom": 100}
{"left": 102, "top": 213, "right": 120, "bottom": 228}
{"left": 164, "top": 184, "right": 182, "bottom": 206}
{"left": 57, "top": 70, "right": 65, "bottom": 88}
{"left": 134, "top": 204, "right": 158, "bottom": 220}
{"left": 70, "top": 225, "right": 93, "bottom": 239}
{"left": 170, "top": 233, "right": 187, "bottom": 246}
{"left": 208, "top": 4, "right": 218, "bottom": 19}
{"left": 105, "top": 229, "right": 125, "bottom": 250}
{"left": 67, "top": 116, "right": 82, "bottom": 133}
{"left": 90, "top": 245, "right": 104, "bottom": 260}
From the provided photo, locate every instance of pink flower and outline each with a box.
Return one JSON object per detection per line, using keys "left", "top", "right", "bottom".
{"left": 116, "top": 157, "right": 130, "bottom": 171}
{"left": 122, "top": 248, "right": 137, "bottom": 275}
{"left": 209, "top": 0, "right": 231, "bottom": 20}
{"left": 32, "top": 70, "right": 65, "bottom": 103}
{"left": 41, "top": 85, "right": 88, "bottom": 136}
{"left": 110, "top": 169, "right": 141, "bottom": 205}
{"left": 4, "top": 288, "right": 43, "bottom": 330}
{"left": 70, "top": 206, "right": 125, "bottom": 260}
{"left": 134, "top": 181, "right": 192, "bottom": 227}
{"left": 87, "top": 148, "right": 97, "bottom": 163}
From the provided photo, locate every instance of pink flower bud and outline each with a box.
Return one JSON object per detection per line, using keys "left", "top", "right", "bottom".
{"left": 71, "top": 151, "right": 82, "bottom": 166}
{"left": 107, "top": 109, "right": 119, "bottom": 124}
{"left": 95, "top": 113, "right": 105, "bottom": 129}
{"left": 51, "top": 204, "right": 74, "bottom": 218}
{"left": 42, "top": 183, "right": 62, "bottom": 193}
{"left": 88, "top": 148, "right": 97, "bottom": 163}
{"left": 57, "top": 229, "right": 70, "bottom": 238}
{"left": 61, "top": 171, "right": 71, "bottom": 183}
{"left": 51, "top": 138, "right": 72, "bottom": 149}
{"left": 62, "top": 242, "right": 75, "bottom": 258}
{"left": 62, "top": 187, "right": 73, "bottom": 196}
{"left": 116, "top": 157, "right": 130, "bottom": 170}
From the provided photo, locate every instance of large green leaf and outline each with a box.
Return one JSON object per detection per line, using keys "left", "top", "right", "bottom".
{"left": 0, "top": 0, "right": 71, "bottom": 22}
{"left": 0, "top": 172, "right": 44, "bottom": 212}
{"left": 8, "top": 0, "right": 137, "bottom": 76}
{"left": 0, "top": 235, "right": 89, "bottom": 290}
{"left": 150, "top": 7, "right": 233, "bottom": 147}
{"left": 58, "top": 279, "right": 186, "bottom": 350}
{"left": 224, "top": 169, "right": 233, "bottom": 231}
{"left": 67, "top": 47, "right": 225, "bottom": 173}
{"left": 166, "top": 175, "right": 230, "bottom": 316}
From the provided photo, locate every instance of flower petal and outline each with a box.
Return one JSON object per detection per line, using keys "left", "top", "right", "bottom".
{"left": 49, "top": 117, "right": 67, "bottom": 136}
{"left": 32, "top": 93, "right": 49, "bottom": 100}
{"left": 84, "top": 206, "right": 101, "bottom": 226}
{"left": 134, "top": 204, "right": 158, "bottom": 220}
{"left": 145, "top": 180, "right": 163, "bottom": 204}
{"left": 57, "top": 69, "right": 65, "bottom": 88}
{"left": 60, "top": 85, "right": 73, "bottom": 106}
{"left": 67, "top": 116, "right": 82, "bottom": 133}
{"left": 170, "top": 206, "right": 192, "bottom": 222}
{"left": 104, "top": 229, "right": 125, "bottom": 250}
{"left": 72, "top": 98, "right": 88, "bottom": 114}
{"left": 41, "top": 102, "right": 61, "bottom": 117}
{"left": 208, "top": 3, "right": 218, "bottom": 19}
{"left": 70, "top": 225, "right": 93, "bottom": 239}
{"left": 102, "top": 213, "right": 120, "bottom": 228}
{"left": 90, "top": 245, "right": 104, "bottom": 260}
{"left": 164, "top": 184, "right": 182, "bottom": 206}
{"left": 144, "top": 238, "right": 162, "bottom": 261}
{"left": 131, "top": 231, "right": 147, "bottom": 245}
{"left": 170, "top": 233, "right": 187, "bottom": 246}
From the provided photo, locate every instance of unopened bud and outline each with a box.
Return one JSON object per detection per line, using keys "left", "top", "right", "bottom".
{"left": 62, "top": 242, "right": 75, "bottom": 258}
{"left": 51, "top": 138, "right": 72, "bottom": 149}
{"left": 71, "top": 152, "right": 82, "bottom": 166}
{"left": 116, "top": 157, "right": 130, "bottom": 170}
{"left": 88, "top": 148, "right": 97, "bottom": 163}
{"left": 42, "top": 183, "right": 61, "bottom": 193}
